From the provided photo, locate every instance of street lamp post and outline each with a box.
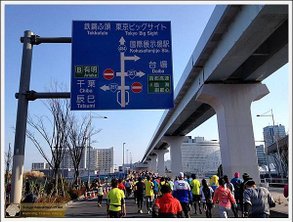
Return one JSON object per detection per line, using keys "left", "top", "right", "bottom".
{"left": 256, "top": 109, "right": 284, "bottom": 180}
{"left": 87, "top": 112, "right": 107, "bottom": 185}
{"left": 126, "top": 149, "right": 129, "bottom": 165}
{"left": 123, "top": 142, "right": 126, "bottom": 172}
{"left": 130, "top": 151, "right": 132, "bottom": 169}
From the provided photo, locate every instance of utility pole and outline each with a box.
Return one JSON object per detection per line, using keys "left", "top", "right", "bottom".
{"left": 11, "top": 31, "right": 34, "bottom": 204}
{"left": 87, "top": 112, "right": 107, "bottom": 185}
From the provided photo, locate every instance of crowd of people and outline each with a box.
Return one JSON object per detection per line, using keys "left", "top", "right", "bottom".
{"left": 89, "top": 170, "right": 276, "bottom": 218}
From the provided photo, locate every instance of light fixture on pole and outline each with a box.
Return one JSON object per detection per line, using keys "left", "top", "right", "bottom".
{"left": 87, "top": 112, "right": 107, "bottom": 185}
{"left": 256, "top": 109, "right": 283, "bottom": 180}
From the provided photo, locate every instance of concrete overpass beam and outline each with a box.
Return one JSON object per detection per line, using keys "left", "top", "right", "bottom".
{"left": 154, "top": 149, "right": 169, "bottom": 176}
{"left": 163, "top": 136, "right": 187, "bottom": 178}
{"left": 197, "top": 83, "right": 269, "bottom": 184}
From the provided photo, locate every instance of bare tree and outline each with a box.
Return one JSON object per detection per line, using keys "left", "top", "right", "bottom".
{"left": 5, "top": 143, "right": 13, "bottom": 181}
{"left": 5, "top": 143, "right": 13, "bottom": 204}
{"left": 27, "top": 98, "right": 70, "bottom": 196}
{"left": 66, "top": 114, "right": 101, "bottom": 188}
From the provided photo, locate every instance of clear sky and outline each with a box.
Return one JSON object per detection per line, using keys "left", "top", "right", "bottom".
{"left": 2, "top": 2, "right": 290, "bottom": 170}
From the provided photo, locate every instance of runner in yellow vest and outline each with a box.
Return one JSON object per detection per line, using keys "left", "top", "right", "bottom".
{"left": 106, "top": 179, "right": 126, "bottom": 218}
{"left": 144, "top": 176, "right": 154, "bottom": 214}
{"left": 190, "top": 174, "right": 202, "bottom": 215}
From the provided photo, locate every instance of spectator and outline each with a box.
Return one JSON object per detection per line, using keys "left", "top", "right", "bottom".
{"left": 173, "top": 172, "right": 192, "bottom": 218}
{"left": 213, "top": 178, "right": 237, "bottom": 218}
{"left": 243, "top": 179, "right": 275, "bottom": 218}
{"left": 106, "top": 179, "right": 126, "bottom": 218}
{"left": 283, "top": 184, "right": 288, "bottom": 199}
{"left": 153, "top": 185, "right": 183, "bottom": 218}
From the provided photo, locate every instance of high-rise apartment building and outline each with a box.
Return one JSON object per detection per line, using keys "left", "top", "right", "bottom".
{"left": 89, "top": 147, "right": 114, "bottom": 174}
{"left": 61, "top": 147, "right": 87, "bottom": 169}
{"left": 263, "top": 124, "right": 286, "bottom": 147}
{"left": 60, "top": 146, "right": 114, "bottom": 174}
{"left": 256, "top": 145, "right": 268, "bottom": 166}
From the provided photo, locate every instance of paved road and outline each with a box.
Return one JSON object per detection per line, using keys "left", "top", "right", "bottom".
{"left": 65, "top": 195, "right": 288, "bottom": 218}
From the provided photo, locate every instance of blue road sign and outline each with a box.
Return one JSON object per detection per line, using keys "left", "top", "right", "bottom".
{"left": 71, "top": 21, "right": 173, "bottom": 110}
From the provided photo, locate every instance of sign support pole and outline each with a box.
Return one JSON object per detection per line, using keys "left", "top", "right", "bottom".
{"left": 11, "top": 30, "right": 34, "bottom": 204}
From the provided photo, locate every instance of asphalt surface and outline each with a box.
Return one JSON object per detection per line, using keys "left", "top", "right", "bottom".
{"left": 64, "top": 196, "right": 288, "bottom": 218}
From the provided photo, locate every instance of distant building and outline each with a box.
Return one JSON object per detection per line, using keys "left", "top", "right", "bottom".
{"left": 262, "top": 124, "right": 287, "bottom": 177}
{"left": 91, "top": 147, "right": 114, "bottom": 174}
{"left": 181, "top": 136, "right": 221, "bottom": 177}
{"left": 61, "top": 147, "right": 87, "bottom": 170}
{"left": 256, "top": 145, "right": 268, "bottom": 166}
{"left": 31, "top": 162, "right": 49, "bottom": 170}
{"left": 263, "top": 124, "right": 286, "bottom": 147}
{"left": 60, "top": 146, "right": 114, "bottom": 174}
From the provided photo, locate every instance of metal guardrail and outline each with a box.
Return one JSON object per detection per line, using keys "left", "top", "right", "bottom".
{"left": 260, "top": 178, "right": 288, "bottom": 187}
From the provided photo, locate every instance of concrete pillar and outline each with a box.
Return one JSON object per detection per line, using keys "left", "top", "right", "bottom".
{"left": 155, "top": 149, "right": 169, "bottom": 176}
{"left": 163, "top": 136, "right": 186, "bottom": 178}
{"left": 197, "top": 83, "right": 269, "bottom": 184}
{"left": 148, "top": 155, "right": 157, "bottom": 172}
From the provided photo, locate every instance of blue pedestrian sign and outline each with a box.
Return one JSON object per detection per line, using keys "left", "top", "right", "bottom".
{"left": 71, "top": 21, "right": 174, "bottom": 110}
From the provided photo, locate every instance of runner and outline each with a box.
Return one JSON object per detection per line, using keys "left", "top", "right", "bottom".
{"left": 106, "top": 178, "right": 126, "bottom": 218}
{"left": 230, "top": 172, "right": 243, "bottom": 215}
{"left": 223, "top": 175, "right": 238, "bottom": 217}
{"left": 134, "top": 177, "right": 145, "bottom": 214}
{"left": 243, "top": 179, "right": 276, "bottom": 218}
{"left": 190, "top": 174, "right": 202, "bottom": 215}
{"left": 97, "top": 180, "right": 104, "bottom": 207}
{"left": 144, "top": 175, "right": 155, "bottom": 214}
{"left": 173, "top": 172, "right": 192, "bottom": 218}
{"left": 125, "top": 179, "right": 132, "bottom": 198}
{"left": 200, "top": 179, "right": 214, "bottom": 218}
{"left": 152, "top": 177, "right": 159, "bottom": 199}
{"left": 152, "top": 185, "right": 183, "bottom": 218}
{"left": 213, "top": 178, "right": 236, "bottom": 218}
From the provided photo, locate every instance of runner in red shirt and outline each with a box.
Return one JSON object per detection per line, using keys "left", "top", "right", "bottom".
{"left": 117, "top": 178, "right": 126, "bottom": 194}
{"left": 152, "top": 185, "right": 183, "bottom": 218}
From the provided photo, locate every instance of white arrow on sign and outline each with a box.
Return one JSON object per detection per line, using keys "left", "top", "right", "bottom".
{"left": 124, "top": 55, "right": 140, "bottom": 61}
{"left": 119, "top": 36, "right": 126, "bottom": 45}
{"left": 136, "top": 71, "right": 145, "bottom": 78}
{"left": 100, "top": 85, "right": 110, "bottom": 91}
{"left": 100, "top": 84, "right": 130, "bottom": 92}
